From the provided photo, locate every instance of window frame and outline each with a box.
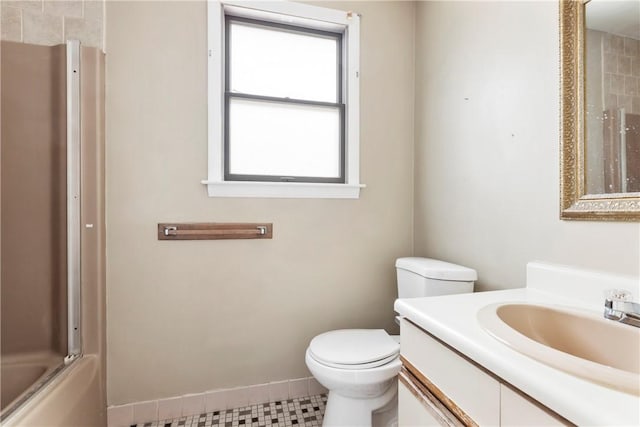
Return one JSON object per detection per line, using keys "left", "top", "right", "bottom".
{"left": 223, "top": 15, "right": 345, "bottom": 184}
{"left": 204, "top": 0, "right": 363, "bottom": 198}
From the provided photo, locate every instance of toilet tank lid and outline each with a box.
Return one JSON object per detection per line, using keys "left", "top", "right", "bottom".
{"left": 396, "top": 257, "right": 477, "bottom": 281}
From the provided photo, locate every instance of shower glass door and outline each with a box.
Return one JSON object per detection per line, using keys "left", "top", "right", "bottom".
{"left": 0, "top": 40, "right": 81, "bottom": 418}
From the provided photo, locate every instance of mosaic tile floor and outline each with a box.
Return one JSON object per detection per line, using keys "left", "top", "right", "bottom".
{"left": 132, "top": 394, "right": 327, "bottom": 427}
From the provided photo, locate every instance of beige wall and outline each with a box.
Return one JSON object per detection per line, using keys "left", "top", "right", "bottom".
{"left": 107, "top": 0, "right": 640, "bottom": 407}
{"left": 413, "top": 1, "right": 640, "bottom": 292}
{"left": 105, "top": 1, "right": 415, "bottom": 405}
{"left": 0, "top": 0, "right": 104, "bottom": 49}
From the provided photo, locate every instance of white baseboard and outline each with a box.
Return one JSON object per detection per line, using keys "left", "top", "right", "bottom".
{"left": 107, "top": 377, "right": 327, "bottom": 426}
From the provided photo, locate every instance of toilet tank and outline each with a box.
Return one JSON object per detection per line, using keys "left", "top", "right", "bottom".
{"left": 395, "top": 257, "right": 477, "bottom": 298}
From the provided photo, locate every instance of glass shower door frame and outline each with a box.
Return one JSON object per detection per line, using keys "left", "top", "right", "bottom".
{"left": 66, "top": 39, "right": 82, "bottom": 359}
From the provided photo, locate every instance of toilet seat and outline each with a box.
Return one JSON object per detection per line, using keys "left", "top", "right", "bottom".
{"left": 308, "top": 329, "right": 400, "bottom": 370}
{"left": 309, "top": 351, "right": 399, "bottom": 370}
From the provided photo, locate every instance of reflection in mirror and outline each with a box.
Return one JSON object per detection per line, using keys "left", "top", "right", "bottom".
{"left": 585, "top": 0, "right": 640, "bottom": 195}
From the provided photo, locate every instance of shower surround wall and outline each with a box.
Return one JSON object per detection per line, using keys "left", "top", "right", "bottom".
{"left": 600, "top": 32, "right": 640, "bottom": 193}
{"left": 601, "top": 33, "right": 640, "bottom": 114}
{"left": 0, "top": 0, "right": 104, "bottom": 49}
{"left": 1, "top": 1, "right": 106, "bottom": 422}
{"left": 585, "top": 30, "right": 640, "bottom": 194}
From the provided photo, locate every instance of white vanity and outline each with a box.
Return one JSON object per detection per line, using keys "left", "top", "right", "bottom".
{"left": 394, "top": 262, "right": 640, "bottom": 426}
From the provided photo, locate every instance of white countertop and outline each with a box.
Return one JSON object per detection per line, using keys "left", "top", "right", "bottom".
{"left": 393, "top": 263, "right": 640, "bottom": 426}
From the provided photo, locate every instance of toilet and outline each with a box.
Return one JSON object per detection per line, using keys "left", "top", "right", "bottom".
{"left": 305, "top": 257, "right": 477, "bottom": 427}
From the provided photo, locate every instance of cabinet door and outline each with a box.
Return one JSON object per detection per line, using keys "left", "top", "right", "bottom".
{"left": 501, "top": 385, "right": 572, "bottom": 426}
{"left": 401, "top": 319, "right": 500, "bottom": 425}
{"left": 398, "top": 371, "right": 463, "bottom": 427}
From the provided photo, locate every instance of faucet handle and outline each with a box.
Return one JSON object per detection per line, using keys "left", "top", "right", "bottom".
{"left": 604, "top": 289, "right": 633, "bottom": 302}
{"left": 603, "top": 289, "right": 640, "bottom": 327}
{"left": 604, "top": 289, "right": 633, "bottom": 310}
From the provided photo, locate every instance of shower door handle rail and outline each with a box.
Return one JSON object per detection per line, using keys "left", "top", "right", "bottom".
{"left": 66, "top": 40, "right": 82, "bottom": 358}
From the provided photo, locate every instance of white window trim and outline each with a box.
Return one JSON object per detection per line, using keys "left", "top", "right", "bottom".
{"left": 203, "top": 0, "right": 363, "bottom": 198}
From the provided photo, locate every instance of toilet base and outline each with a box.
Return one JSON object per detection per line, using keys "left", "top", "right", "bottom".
{"left": 322, "top": 381, "right": 398, "bottom": 427}
{"left": 372, "top": 392, "right": 398, "bottom": 427}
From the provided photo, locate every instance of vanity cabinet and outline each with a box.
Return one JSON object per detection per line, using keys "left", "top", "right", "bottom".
{"left": 399, "top": 318, "right": 571, "bottom": 426}
{"left": 398, "top": 375, "right": 462, "bottom": 427}
{"left": 500, "top": 384, "right": 569, "bottom": 426}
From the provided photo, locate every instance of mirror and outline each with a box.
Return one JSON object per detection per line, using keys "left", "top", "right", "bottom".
{"left": 560, "top": 0, "right": 640, "bottom": 220}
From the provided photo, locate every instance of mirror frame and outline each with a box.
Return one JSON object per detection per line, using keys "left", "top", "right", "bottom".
{"left": 560, "top": 0, "right": 640, "bottom": 221}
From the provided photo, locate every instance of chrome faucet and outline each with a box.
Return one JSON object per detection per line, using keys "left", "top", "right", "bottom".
{"left": 604, "top": 290, "right": 640, "bottom": 328}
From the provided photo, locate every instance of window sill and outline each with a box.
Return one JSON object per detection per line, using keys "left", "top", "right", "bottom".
{"left": 201, "top": 180, "right": 365, "bottom": 199}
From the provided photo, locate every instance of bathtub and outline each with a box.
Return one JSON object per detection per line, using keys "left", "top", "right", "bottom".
{"left": 1, "top": 352, "right": 63, "bottom": 412}
{"left": 1, "top": 355, "right": 105, "bottom": 426}
{"left": 2, "top": 364, "right": 48, "bottom": 407}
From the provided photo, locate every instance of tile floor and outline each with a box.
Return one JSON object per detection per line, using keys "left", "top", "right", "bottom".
{"left": 130, "top": 394, "right": 327, "bottom": 427}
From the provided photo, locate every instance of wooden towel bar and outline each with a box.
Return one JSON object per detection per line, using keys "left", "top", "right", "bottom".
{"left": 157, "top": 223, "right": 273, "bottom": 240}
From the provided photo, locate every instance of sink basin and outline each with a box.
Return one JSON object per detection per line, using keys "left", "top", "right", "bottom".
{"left": 477, "top": 303, "right": 640, "bottom": 395}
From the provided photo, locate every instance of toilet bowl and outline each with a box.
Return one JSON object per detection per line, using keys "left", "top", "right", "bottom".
{"left": 305, "top": 329, "right": 401, "bottom": 427}
{"left": 306, "top": 258, "right": 477, "bottom": 427}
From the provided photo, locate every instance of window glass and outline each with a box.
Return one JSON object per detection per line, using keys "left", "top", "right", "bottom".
{"left": 228, "top": 20, "right": 339, "bottom": 103}
{"left": 227, "top": 97, "right": 342, "bottom": 178}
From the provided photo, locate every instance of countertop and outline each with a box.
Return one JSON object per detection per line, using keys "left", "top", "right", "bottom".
{"left": 394, "top": 285, "right": 640, "bottom": 426}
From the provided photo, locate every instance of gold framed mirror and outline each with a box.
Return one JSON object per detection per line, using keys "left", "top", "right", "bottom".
{"left": 560, "top": 0, "right": 640, "bottom": 221}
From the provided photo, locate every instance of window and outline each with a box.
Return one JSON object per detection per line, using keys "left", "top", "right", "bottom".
{"left": 225, "top": 18, "right": 343, "bottom": 183}
{"left": 204, "top": 0, "right": 362, "bottom": 198}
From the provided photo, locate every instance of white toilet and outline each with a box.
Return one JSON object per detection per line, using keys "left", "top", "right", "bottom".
{"left": 305, "top": 257, "right": 477, "bottom": 427}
